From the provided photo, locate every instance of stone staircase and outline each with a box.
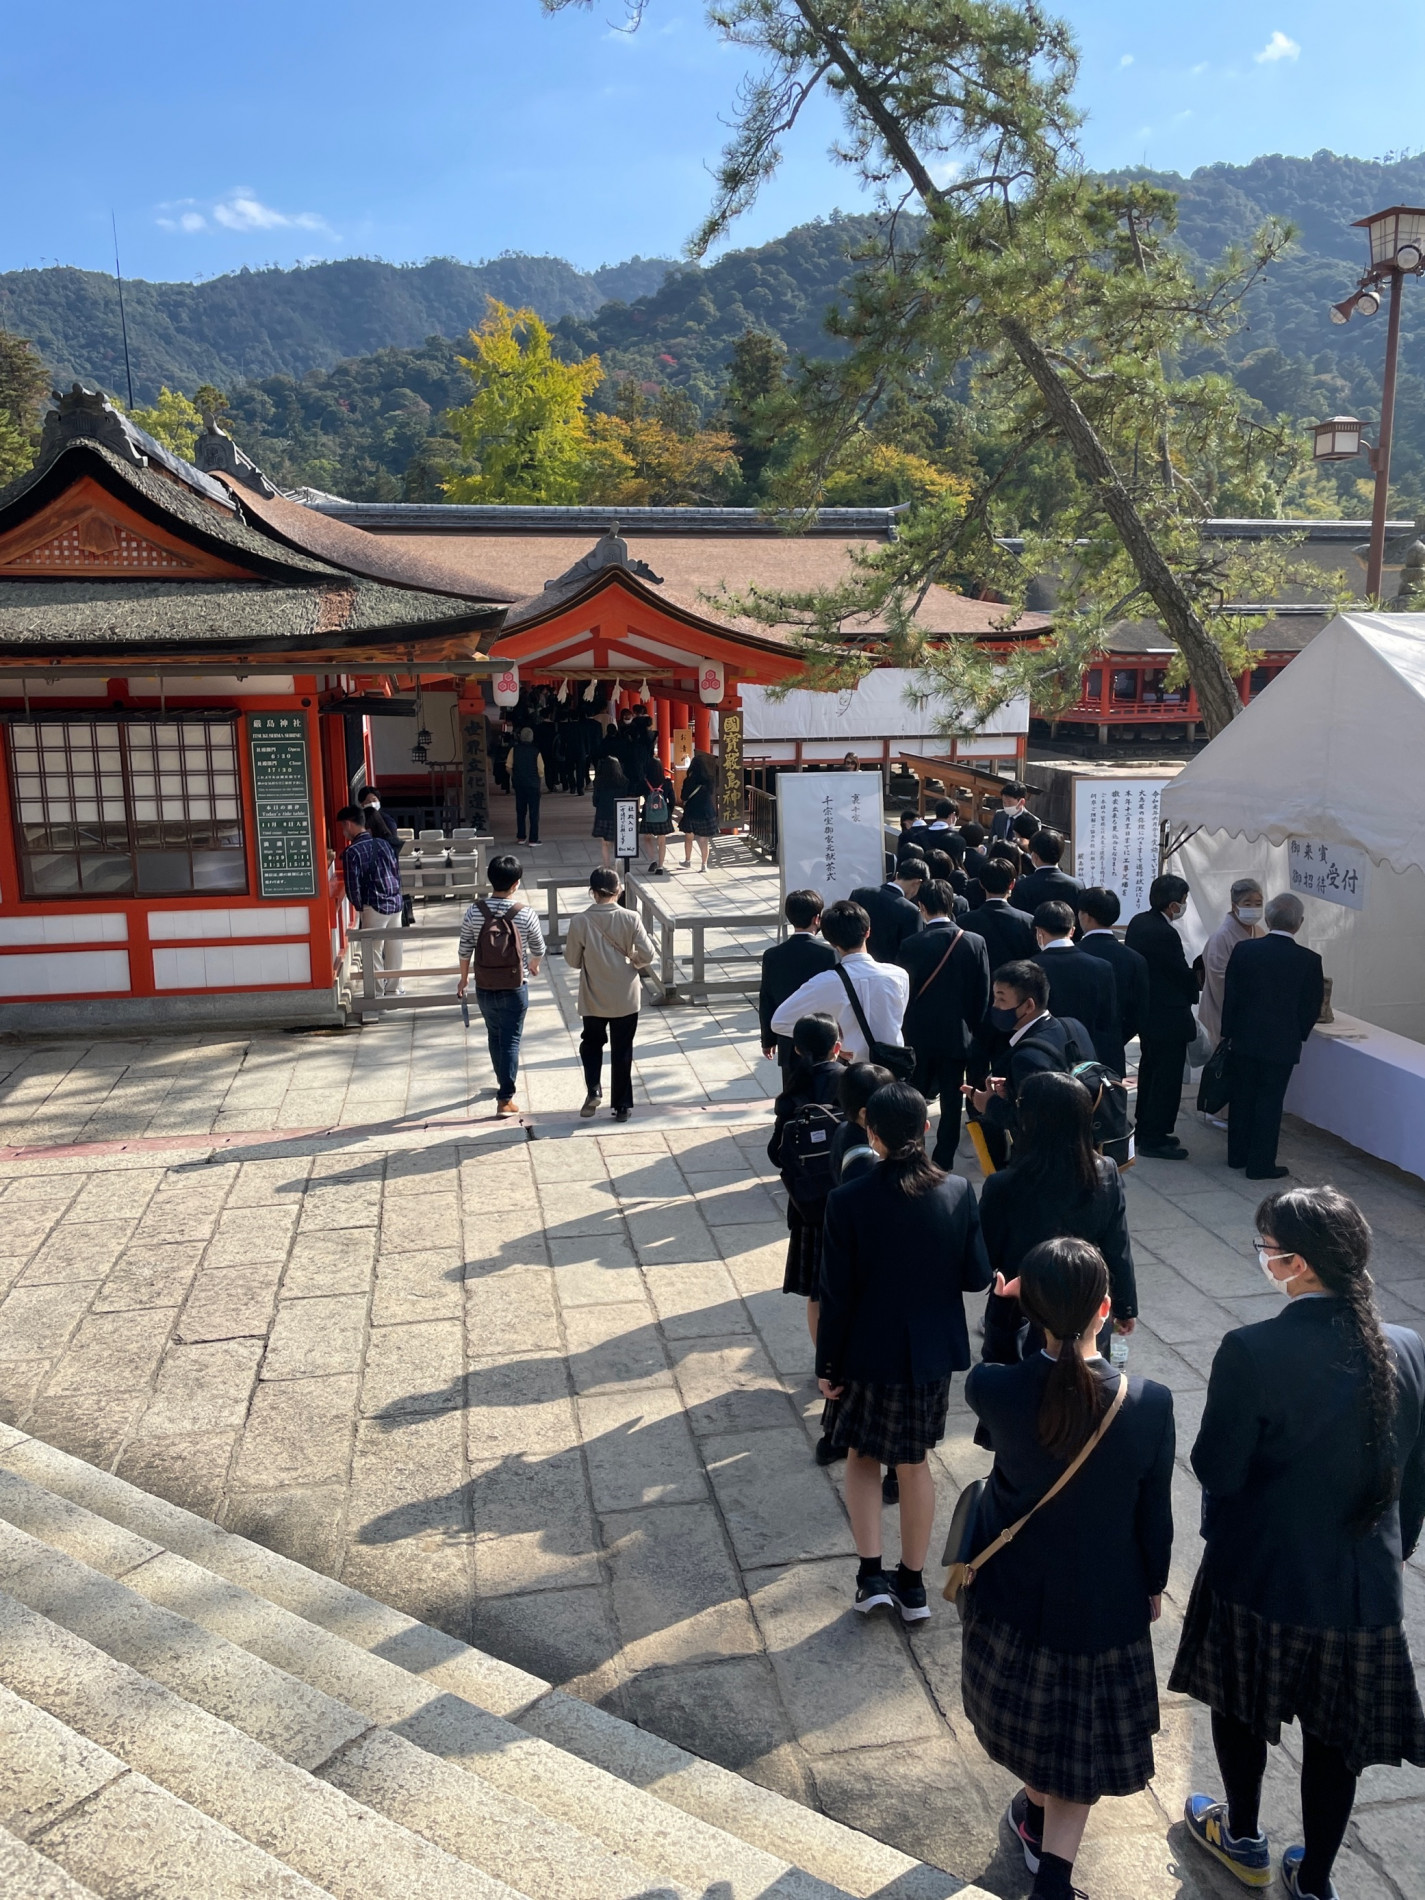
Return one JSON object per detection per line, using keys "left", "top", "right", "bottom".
{"left": 0, "top": 1424, "right": 991, "bottom": 1900}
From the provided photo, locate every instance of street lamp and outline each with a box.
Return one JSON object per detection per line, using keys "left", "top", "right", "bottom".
{"left": 1313, "top": 206, "right": 1425, "bottom": 598}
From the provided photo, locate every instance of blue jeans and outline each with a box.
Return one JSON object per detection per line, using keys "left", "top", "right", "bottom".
{"left": 476, "top": 984, "right": 528, "bottom": 1100}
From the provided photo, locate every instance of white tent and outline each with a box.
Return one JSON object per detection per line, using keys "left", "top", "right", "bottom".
{"left": 1162, "top": 612, "right": 1425, "bottom": 1044}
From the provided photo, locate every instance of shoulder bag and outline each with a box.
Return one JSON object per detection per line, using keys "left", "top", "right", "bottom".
{"left": 834, "top": 963, "right": 916, "bottom": 1081}
{"left": 914, "top": 928, "right": 962, "bottom": 1003}
{"left": 1197, "top": 1038, "right": 1233, "bottom": 1115}
{"left": 942, "top": 1374, "right": 1128, "bottom": 1621}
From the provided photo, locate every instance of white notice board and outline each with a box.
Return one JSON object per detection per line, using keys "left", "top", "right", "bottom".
{"left": 1072, "top": 776, "right": 1171, "bottom": 917}
{"left": 614, "top": 797, "right": 640, "bottom": 859}
{"left": 777, "top": 771, "right": 886, "bottom": 905}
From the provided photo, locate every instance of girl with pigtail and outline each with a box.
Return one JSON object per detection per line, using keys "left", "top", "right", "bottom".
{"left": 1173, "top": 1185, "right": 1425, "bottom": 1900}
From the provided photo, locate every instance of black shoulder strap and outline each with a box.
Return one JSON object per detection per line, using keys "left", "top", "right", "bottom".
{"left": 835, "top": 963, "right": 878, "bottom": 1050}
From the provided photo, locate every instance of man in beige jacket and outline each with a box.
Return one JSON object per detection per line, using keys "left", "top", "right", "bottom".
{"left": 564, "top": 868, "right": 657, "bottom": 1122}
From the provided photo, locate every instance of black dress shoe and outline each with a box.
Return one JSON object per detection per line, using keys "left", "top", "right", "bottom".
{"left": 1139, "top": 1141, "right": 1189, "bottom": 1160}
{"left": 1246, "top": 1165, "right": 1291, "bottom": 1179}
{"left": 814, "top": 1435, "right": 847, "bottom": 1466}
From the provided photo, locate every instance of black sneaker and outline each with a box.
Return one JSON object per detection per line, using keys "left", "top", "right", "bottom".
{"left": 888, "top": 1568, "right": 930, "bottom": 1623}
{"left": 1007, "top": 1788, "right": 1043, "bottom": 1874}
{"left": 814, "top": 1435, "right": 848, "bottom": 1466}
{"left": 853, "top": 1571, "right": 895, "bottom": 1614}
{"left": 611, "top": 1106, "right": 631, "bottom": 1123}
{"left": 882, "top": 1469, "right": 899, "bottom": 1505}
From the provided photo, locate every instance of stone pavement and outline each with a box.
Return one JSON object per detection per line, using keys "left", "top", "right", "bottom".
{"left": 0, "top": 788, "right": 1419, "bottom": 1899}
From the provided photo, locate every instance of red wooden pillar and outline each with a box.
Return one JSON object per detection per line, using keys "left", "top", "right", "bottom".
{"left": 656, "top": 693, "right": 672, "bottom": 772}
{"left": 694, "top": 703, "right": 712, "bottom": 753}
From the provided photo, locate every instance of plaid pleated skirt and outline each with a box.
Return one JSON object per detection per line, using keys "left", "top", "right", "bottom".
{"left": 782, "top": 1202, "right": 823, "bottom": 1298}
{"left": 820, "top": 1375, "right": 951, "bottom": 1466}
{"left": 591, "top": 813, "right": 618, "bottom": 840}
{"left": 1169, "top": 1571, "right": 1425, "bottom": 1775}
{"left": 962, "top": 1611, "right": 1160, "bottom": 1803}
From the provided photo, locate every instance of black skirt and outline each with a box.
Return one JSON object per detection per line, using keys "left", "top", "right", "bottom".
{"left": 591, "top": 813, "right": 617, "bottom": 841}
{"left": 820, "top": 1376, "right": 950, "bottom": 1466}
{"left": 962, "top": 1610, "right": 1160, "bottom": 1803}
{"left": 782, "top": 1202, "right": 823, "bottom": 1298}
{"left": 1169, "top": 1570, "right": 1425, "bottom": 1775}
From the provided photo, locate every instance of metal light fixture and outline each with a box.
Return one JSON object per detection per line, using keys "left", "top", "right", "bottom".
{"left": 1313, "top": 417, "right": 1365, "bottom": 462}
{"left": 410, "top": 739, "right": 428, "bottom": 766}
{"left": 1356, "top": 286, "right": 1382, "bottom": 317}
{"left": 1353, "top": 206, "right": 1425, "bottom": 270}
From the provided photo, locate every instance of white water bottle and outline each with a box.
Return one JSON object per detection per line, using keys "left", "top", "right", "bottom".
{"left": 1110, "top": 1332, "right": 1130, "bottom": 1371}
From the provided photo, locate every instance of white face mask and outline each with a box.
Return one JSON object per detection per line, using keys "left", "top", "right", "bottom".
{"left": 1235, "top": 905, "right": 1262, "bottom": 925}
{"left": 1258, "top": 1248, "right": 1294, "bottom": 1293}
{"left": 365, "top": 797, "right": 380, "bottom": 811}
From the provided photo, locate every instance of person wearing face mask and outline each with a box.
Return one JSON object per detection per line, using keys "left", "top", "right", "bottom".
{"left": 358, "top": 786, "right": 400, "bottom": 850}
{"left": 1197, "top": 879, "right": 1264, "bottom": 1046}
{"left": 962, "top": 960, "right": 1095, "bottom": 1146}
{"left": 1173, "top": 1187, "right": 1425, "bottom": 1900}
{"left": 1124, "top": 875, "right": 1201, "bottom": 1160}
{"left": 1219, "top": 891, "right": 1324, "bottom": 1179}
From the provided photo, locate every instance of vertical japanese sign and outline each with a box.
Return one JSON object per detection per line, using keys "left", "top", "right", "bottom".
{"left": 248, "top": 713, "right": 317, "bottom": 899}
{"left": 1288, "top": 836, "right": 1367, "bottom": 910}
{"left": 776, "top": 771, "right": 885, "bottom": 904}
{"left": 1072, "top": 776, "right": 1170, "bottom": 916}
{"left": 718, "top": 708, "right": 744, "bottom": 827}
{"left": 614, "top": 797, "right": 640, "bottom": 859}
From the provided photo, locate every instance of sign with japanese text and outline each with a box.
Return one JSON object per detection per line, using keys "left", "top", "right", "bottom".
{"left": 1288, "top": 836, "right": 1367, "bottom": 911}
{"left": 1072, "top": 776, "right": 1171, "bottom": 917}
{"left": 777, "top": 770, "right": 885, "bottom": 906}
{"left": 248, "top": 714, "right": 317, "bottom": 899}
{"left": 614, "top": 796, "right": 640, "bottom": 859}
{"left": 718, "top": 709, "right": 744, "bottom": 827}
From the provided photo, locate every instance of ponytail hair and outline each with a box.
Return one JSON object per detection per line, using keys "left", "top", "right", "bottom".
{"left": 864, "top": 1082, "right": 943, "bottom": 1197}
{"left": 1018, "top": 1238, "right": 1111, "bottom": 1459}
{"left": 1257, "top": 1186, "right": 1398, "bottom": 1532}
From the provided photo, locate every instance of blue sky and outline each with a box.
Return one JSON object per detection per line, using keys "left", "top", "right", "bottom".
{"left": 4, "top": 1, "right": 1423, "bottom": 281}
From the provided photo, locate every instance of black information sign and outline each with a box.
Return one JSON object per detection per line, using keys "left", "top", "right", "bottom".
{"left": 248, "top": 713, "right": 318, "bottom": 899}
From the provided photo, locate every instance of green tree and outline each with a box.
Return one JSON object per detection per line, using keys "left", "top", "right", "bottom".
{"left": 0, "top": 332, "right": 50, "bottom": 486}
{"left": 444, "top": 300, "right": 603, "bottom": 502}
{"left": 547, "top": 0, "right": 1319, "bottom": 733}
{"left": 722, "top": 329, "right": 797, "bottom": 497}
{"left": 128, "top": 386, "right": 205, "bottom": 460}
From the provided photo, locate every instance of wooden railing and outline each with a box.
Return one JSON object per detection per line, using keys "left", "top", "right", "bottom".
{"left": 626, "top": 874, "right": 781, "bottom": 1003}
{"left": 746, "top": 785, "right": 778, "bottom": 859}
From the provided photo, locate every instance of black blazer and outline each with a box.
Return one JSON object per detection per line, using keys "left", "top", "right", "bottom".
{"left": 851, "top": 881, "right": 923, "bottom": 964}
{"left": 758, "top": 932, "right": 837, "bottom": 1058}
{"left": 1191, "top": 1296, "right": 1425, "bottom": 1629}
{"left": 979, "top": 1155, "right": 1137, "bottom": 1332}
{"left": 898, "top": 921, "right": 991, "bottom": 1060}
{"left": 1034, "top": 945, "right": 1120, "bottom": 1069}
{"left": 964, "top": 899, "right": 1036, "bottom": 973}
{"left": 1012, "top": 865, "right": 1082, "bottom": 914}
{"left": 817, "top": 1167, "right": 992, "bottom": 1385}
{"left": 1220, "top": 933, "right": 1325, "bottom": 1067}
{"left": 1124, "top": 907, "right": 1200, "bottom": 1040}
{"left": 966, "top": 1356, "right": 1174, "bottom": 1651}
{"left": 981, "top": 1012, "right": 1095, "bottom": 1133}
{"left": 990, "top": 807, "right": 1028, "bottom": 841}
{"left": 963, "top": 847, "right": 990, "bottom": 883}
{"left": 1078, "top": 932, "right": 1150, "bottom": 1075}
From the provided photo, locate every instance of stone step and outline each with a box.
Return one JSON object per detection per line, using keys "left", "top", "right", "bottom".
{"left": 0, "top": 1681, "right": 332, "bottom": 1899}
{"left": 0, "top": 1824, "right": 103, "bottom": 1900}
{"left": 0, "top": 1517, "right": 698, "bottom": 1900}
{"left": 0, "top": 1425, "right": 977, "bottom": 1900}
{"left": 0, "top": 1587, "right": 534, "bottom": 1900}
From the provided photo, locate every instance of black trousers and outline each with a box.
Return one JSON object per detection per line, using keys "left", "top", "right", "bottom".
{"left": 1136, "top": 1032, "right": 1191, "bottom": 1144}
{"left": 916, "top": 1051, "right": 966, "bottom": 1168}
{"left": 1226, "top": 1056, "right": 1294, "bottom": 1173}
{"left": 580, "top": 1012, "right": 638, "bottom": 1111}
{"left": 514, "top": 785, "right": 541, "bottom": 843}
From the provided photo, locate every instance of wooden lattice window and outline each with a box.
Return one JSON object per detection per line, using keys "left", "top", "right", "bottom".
{"left": 8, "top": 718, "right": 247, "bottom": 898}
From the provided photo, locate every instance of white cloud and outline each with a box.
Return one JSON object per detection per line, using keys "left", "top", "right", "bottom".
{"left": 1119, "top": 53, "right": 1134, "bottom": 68}
{"left": 1190, "top": 61, "right": 1209, "bottom": 76}
{"left": 155, "top": 187, "right": 337, "bottom": 240}
{"left": 1255, "top": 30, "right": 1300, "bottom": 63}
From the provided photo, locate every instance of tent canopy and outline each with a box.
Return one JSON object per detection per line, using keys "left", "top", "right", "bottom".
{"left": 1160, "top": 612, "right": 1425, "bottom": 876}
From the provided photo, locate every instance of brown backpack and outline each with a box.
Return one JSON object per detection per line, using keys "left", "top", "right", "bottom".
{"left": 473, "top": 900, "right": 523, "bottom": 990}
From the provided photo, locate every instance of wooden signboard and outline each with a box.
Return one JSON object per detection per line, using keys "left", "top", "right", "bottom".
{"left": 248, "top": 713, "right": 318, "bottom": 899}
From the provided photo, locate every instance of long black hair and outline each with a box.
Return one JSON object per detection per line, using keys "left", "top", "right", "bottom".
{"left": 1257, "top": 1186, "right": 1399, "bottom": 1532}
{"left": 1010, "top": 1071, "right": 1100, "bottom": 1200}
{"left": 864, "top": 1082, "right": 943, "bottom": 1196}
{"left": 1018, "top": 1237, "right": 1111, "bottom": 1458}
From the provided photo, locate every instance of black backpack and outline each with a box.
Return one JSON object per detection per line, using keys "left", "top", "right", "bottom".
{"left": 778, "top": 1103, "right": 844, "bottom": 1214}
{"left": 1018, "top": 1027, "right": 1134, "bottom": 1167}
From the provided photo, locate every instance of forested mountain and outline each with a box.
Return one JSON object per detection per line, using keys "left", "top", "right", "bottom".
{"left": 0, "top": 253, "right": 675, "bottom": 402}
{"left": 6, "top": 149, "right": 1425, "bottom": 508}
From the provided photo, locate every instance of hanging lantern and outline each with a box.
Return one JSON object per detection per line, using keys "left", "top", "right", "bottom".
{"left": 697, "top": 659, "right": 725, "bottom": 705}
{"left": 492, "top": 664, "right": 520, "bottom": 708}
{"left": 410, "top": 739, "right": 429, "bottom": 766}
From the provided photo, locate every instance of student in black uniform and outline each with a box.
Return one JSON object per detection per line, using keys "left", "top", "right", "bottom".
{"left": 758, "top": 889, "right": 836, "bottom": 1070}
{"left": 899, "top": 879, "right": 992, "bottom": 1168}
{"left": 961, "top": 1237, "right": 1174, "bottom": 1900}
{"left": 966, "top": 858, "right": 1037, "bottom": 959}
{"left": 818, "top": 1083, "right": 991, "bottom": 1623}
{"left": 814, "top": 1059, "right": 894, "bottom": 1470}
{"left": 1125, "top": 874, "right": 1200, "bottom": 1159}
{"left": 1032, "top": 901, "right": 1120, "bottom": 1068}
{"left": 1076, "top": 886, "right": 1149, "bottom": 1080}
{"left": 768, "top": 1014, "right": 845, "bottom": 1348}
{"left": 1174, "top": 1186, "right": 1425, "bottom": 1900}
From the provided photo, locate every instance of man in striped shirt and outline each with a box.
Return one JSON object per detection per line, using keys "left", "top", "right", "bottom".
{"left": 457, "top": 854, "right": 546, "bottom": 1116}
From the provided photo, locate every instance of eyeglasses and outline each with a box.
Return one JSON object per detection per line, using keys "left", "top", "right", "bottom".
{"left": 1252, "top": 1239, "right": 1292, "bottom": 1260}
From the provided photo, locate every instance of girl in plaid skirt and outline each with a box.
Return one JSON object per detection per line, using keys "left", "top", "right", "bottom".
{"left": 961, "top": 1238, "right": 1174, "bottom": 1900}
{"left": 1173, "top": 1187, "right": 1425, "bottom": 1900}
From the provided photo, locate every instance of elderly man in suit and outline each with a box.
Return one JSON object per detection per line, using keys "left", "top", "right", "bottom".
{"left": 851, "top": 859, "right": 926, "bottom": 964}
{"left": 759, "top": 888, "right": 836, "bottom": 1070}
{"left": 1032, "top": 900, "right": 1120, "bottom": 1069}
{"left": 898, "top": 878, "right": 992, "bottom": 1166}
{"left": 1220, "top": 891, "right": 1325, "bottom": 1179}
{"left": 1125, "top": 873, "right": 1201, "bottom": 1159}
{"left": 1076, "top": 885, "right": 1150, "bottom": 1079}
